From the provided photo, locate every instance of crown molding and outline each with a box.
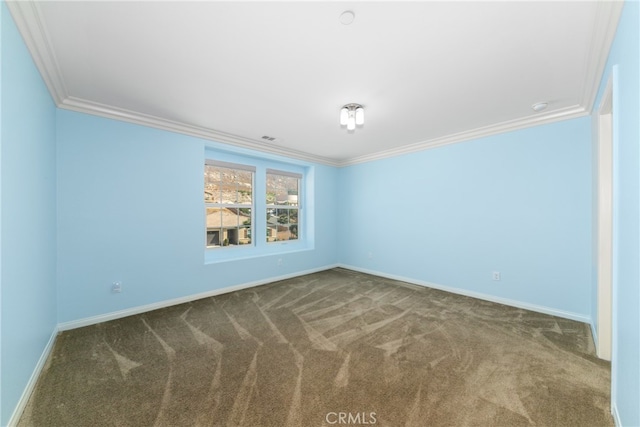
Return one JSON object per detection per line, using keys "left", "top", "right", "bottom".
{"left": 6, "top": 0, "right": 67, "bottom": 104}
{"left": 7, "top": 0, "right": 620, "bottom": 169}
{"left": 60, "top": 97, "right": 341, "bottom": 167}
{"left": 338, "top": 105, "right": 589, "bottom": 167}
{"left": 7, "top": 0, "right": 340, "bottom": 167}
{"left": 580, "top": 0, "right": 624, "bottom": 113}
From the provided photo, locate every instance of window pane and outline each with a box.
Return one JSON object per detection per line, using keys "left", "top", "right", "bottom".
{"left": 236, "top": 170, "right": 252, "bottom": 205}
{"left": 266, "top": 175, "right": 277, "bottom": 194}
{"left": 289, "top": 224, "right": 298, "bottom": 240}
{"left": 205, "top": 162, "right": 254, "bottom": 249}
{"left": 205, "top": 165, "right": 221, "bottom": 203}
{"left": 227, "top": 228, "right": 239, "bottom": 246}
{"left": 267, "top": 173, "right": 299, "bottom": 206}
{"left": 283, "top": 176, "right": 298, "bottom": 206}
{"left": 206, "top": 208, "right": 223, "bottom": 247}
{"left": 240, "top": 226, "right": 251, "bottom": 245}
{"left": 266, "top": 190, "right": 277, "bottom": 205}
{"left": 207, "top": 207, "right": 222, "bottom": 227}
{"left": 267, "top": 174, "right": 286, "bottom": 205}
{"left": 208, "top": 182, "right": 221, "bottom": 203}
{"left": 276, "top": 209, "right": 289, "bottom": 224}
{"left": 207, "top": 230, "right": 221, "bottom": 247}
{"left": 238, "top": 189, "right": 252, "bottom": 204}
{"left": 239, "top": 208, "right": 252, "bottom": 226}
{"left": 267, "top": 208, "right": 277, "bottom": 222}
{"left": 277, "top": 224, "right": 291, "bottom": 241}
{"left": 267, "top": 225, "right": 277, "bottom": 242}
{"left": 221, "top": 184, "right": 237, "bottom": 204}
{"left": 266, "top": 171, "right": 301, "bottom": 243}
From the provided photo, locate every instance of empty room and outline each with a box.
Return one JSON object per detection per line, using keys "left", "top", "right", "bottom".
{"left": 1, "top": 1, "right": 639, "bottom": 426}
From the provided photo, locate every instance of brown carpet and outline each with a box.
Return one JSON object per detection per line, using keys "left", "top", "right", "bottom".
{"left": 18, "top": 268, "right": 612, "bottom": 427}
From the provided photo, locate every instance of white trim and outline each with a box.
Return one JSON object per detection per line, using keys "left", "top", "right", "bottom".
{"left": 611, "top": 402, "right": 621, "bottom": 427}
{"left": 589, "top": 321, "right": 598, "bottom": 352}
{"left": 59, "top": 97, "right": 341, "bottom": 167}
{"left": 6, "top": 327, "right": 58, "bottom": 427}
{"left": 5, "top": 1, "right": 66, "bottom": 104}
{"left": 611, "top": 402, "right": 622, "bottom": 427}
{"left": 595, "top": 74, "right": 614, "bottom": 361}
{"left": 60, "top": 95, "right": 589, "bottom": 169}
{"left": 58, "top": 264, "right": 339, "bottom": 331}
{"left": 7, "top": 1, "right": 622, "bottom": 168}
{"left": 338, "top": 264, "right": 591, "bottom": 324}
{"left": 580, "top": 0, "right": 624, "bottom": 113}
{"left": 609, "top": 64, "right": 620, "bottom": 417}
{"left": 59, "top": 97, "right": 591, "bottom": 168}
{"left": 339, "top": 105, "right": 589, "bottom": 166}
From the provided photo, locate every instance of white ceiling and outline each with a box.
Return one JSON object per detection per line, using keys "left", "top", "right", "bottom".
{"left": 8, "top": 1, "right": 622, "bottom": 166}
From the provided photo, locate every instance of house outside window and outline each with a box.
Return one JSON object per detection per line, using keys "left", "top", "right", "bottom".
{"left": 204, "top": 160, "right": 254, "bottom": 248}
{"left": 266, "top": 169, "right": 301, "bottom": 242}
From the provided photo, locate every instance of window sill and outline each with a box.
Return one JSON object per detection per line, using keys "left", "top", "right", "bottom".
{"left": 204, "top": 240, "right": 312, "bottom": 264}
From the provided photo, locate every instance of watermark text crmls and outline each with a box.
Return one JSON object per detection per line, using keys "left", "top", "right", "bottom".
{"left": 325, "top": 411, "right": 377, "bottom": 425}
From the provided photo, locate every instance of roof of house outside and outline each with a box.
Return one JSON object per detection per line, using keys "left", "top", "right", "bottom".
{"left": 206, "top": 208, "right": 250, "bottom": 229}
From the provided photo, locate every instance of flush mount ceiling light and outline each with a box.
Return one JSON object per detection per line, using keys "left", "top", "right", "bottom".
{"left": 340, "top": 103, "right": 364, "bottom": 131}
{"left": 531, "top": 102, "right": 549, "bottom": 112}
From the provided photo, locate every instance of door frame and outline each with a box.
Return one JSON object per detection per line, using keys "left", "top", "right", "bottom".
{"left": 595, "top": 75, "right": 613, "bottom": 361}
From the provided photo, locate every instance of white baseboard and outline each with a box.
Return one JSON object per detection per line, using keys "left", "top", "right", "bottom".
{"left": 58, "top": 264, "right": 340, "bottom": 331}
{"left": 585, "top": 309, "right": 612, "bottom": 362}
{"left": 590, "top": 321, "right": 599, "bottom": 349}
{"left": 338, "top": 264, "right": 592, "bottom": 324}
{"left": 7, "top": 327, "right": 58, "bottom": 427}
{"left": 611, "top": 402, "right": 621, "bottom": 426}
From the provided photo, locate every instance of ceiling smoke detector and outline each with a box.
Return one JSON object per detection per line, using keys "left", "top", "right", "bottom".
{"left": 339, "top": 11, "right": 355, "bottom": 25}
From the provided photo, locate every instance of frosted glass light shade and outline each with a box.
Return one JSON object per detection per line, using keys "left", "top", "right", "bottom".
{"left": 347, "top": 113, "right": 356, "bottom": 130}
{"left": 355, "top": 107, "right": 364, "bottom": 125}
{"left": 340, "top": 108, "right": 348, "bottom": 125}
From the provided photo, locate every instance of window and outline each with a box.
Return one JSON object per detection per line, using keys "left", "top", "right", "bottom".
{"left": 204, "top": 160, "right": 254, "bottom": 248}
{"left": 266, "top": 169, "right": 301, "bottom": 243}
{"left": 203, "top": 154, "right": 308, "bottom": 260}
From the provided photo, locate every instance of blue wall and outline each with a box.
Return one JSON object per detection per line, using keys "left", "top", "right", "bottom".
{"left": 339, "top": 117, "right": 593, "bottom": 320}
{"left": 594, "top": 2, "right": 640, "bottom": 425}
{"left": 4, "top": 1, "right": 640, "bottom": 425}
{"left": 0, "top": 3, "right": 58, "bottom": 425}
{"left": 56, "top": 110, "right": 339, "bottom": 324}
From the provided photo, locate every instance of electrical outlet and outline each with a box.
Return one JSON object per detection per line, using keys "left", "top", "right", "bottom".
{"left": 368, "top": 252, "right": 373, "bottom": 259}
{"left": 277, "top": 258, "right": 283, "bottom": 266}
{"left": 112, "top": 281, "right": 122, "bottom": 293}
{"left": 492, "top": 271, "right": 501, "bottom": 281}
